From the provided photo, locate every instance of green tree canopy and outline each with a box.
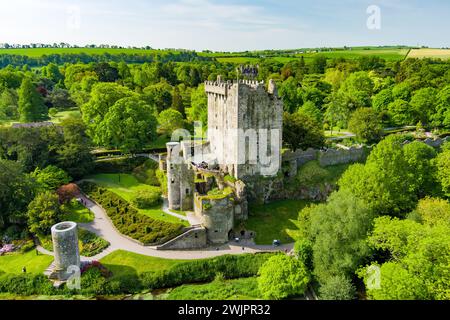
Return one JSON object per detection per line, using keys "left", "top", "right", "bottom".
{"left": 31, "top": 165, "right": 71, "bottom": 192}
{"left": 282, "top": 112, "right": 325, "bottom": 151}
{"left": 18, "top": 77, "right": 48, "bottom": 122}
{"left": 97, "top": 96, "right": 158, "bottom": 152}
{"left": 257, "top": 255, "right": 310, "bottom": 300}
{"left": 348, "top": 107, "right": 382, "bottom": 143}
{"left": 27, "top": 191, "right": 63, "bottom": 237}
{"left": 157, "top": 109, "right": 184, "bottom": 136}
{"left": 0, "top": 160, "right": 36, "bottom": 229}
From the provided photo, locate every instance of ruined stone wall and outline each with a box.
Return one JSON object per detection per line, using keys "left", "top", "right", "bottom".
{"left": 282, "top": 146, "right": 367, "bottom": 175}
{"left": 156, "top": 226, "right": 207, "bottom": 250}
{"left": 167, "top": 142, "right": 195, "bottom": 211}
{"left": 51, "top": 221, "right": 80, "bottom": 280}
{"left": 194, "top": 193, "right": 234, "bottom": 244}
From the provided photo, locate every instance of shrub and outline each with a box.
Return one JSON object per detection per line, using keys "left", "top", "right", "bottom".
{"left": 0, "top": 274, "right": 57, "bottom": 296}
{"left": 78, "top": 182, "right": 183, "bottom": 245}
{"left": 56, "top": 183, "right": 80, "bottom": 204}
{"left": 132, "top": 188, "right": 162, "bottom": 209}
{"left": 78, "top": 229, "right": 110, "bottom": 257}
{"left": 94, "top": 157, "right": 147, "bottom": 174}
{"left": 133, "top": 160, "right": 160, "bottom": 186}
{"left": 257, "top": 255, "right": 310, "bottom": 300}
{"left": 294, "top": 239, "right": 313, "bottom": 270}
{"left": 140, "top": 253, "right": 274, "bottom": 290}
{"left": 156, "top": 169, "right": 168, "bottom": 196}
{"left": 318, "top": 275, "right": 356, "bottom": 300}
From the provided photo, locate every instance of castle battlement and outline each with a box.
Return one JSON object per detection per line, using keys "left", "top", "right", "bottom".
{"left": 204, "top": 79, "right": 267, "bottom": 97}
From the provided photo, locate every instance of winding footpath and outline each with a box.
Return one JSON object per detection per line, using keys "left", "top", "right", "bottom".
{"left": 37, "top": 195, "right": 294, "bottom": 261}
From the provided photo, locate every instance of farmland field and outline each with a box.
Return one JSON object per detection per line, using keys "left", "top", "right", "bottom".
{"left": 0, "top": 47, "right": 181, "bottom": 57}
{"left": 407, "top": 48, "right": 450, "bottom": 59}
{"left": 203, "top": 47, "right": 410, "bottom": 64}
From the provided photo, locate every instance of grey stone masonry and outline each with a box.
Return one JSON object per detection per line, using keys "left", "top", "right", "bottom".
{"left": 50, "top": 221, "right": 80, "bottom": 281}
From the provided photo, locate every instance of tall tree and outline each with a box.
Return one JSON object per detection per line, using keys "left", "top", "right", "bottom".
{"left": 18, "top": 77, "right": 48, "bottom": 122}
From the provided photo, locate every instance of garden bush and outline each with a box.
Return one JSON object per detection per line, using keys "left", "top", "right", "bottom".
{"left": 79, "top": 182, "right": 183, "bottom": 245}
{"left": 133, "top": 159, "right": 160, "bottom": 186}
{"left": 78, "top": 229, "right": 110, "bottom": 257}
{"left": 0, "top": 273, "right": 57, "bottom": 296}
{"left": 94, "top": 157, "right": 147, "bottom": 174}
{"left": 139, "top": 253, "right": 275, "bottom": 290}
{"left": 132, "top": 188, "right": 162, "bottom": 209}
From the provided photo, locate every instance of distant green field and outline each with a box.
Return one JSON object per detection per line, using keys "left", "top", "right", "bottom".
{"left": 206, "top": 47, "right": 409, "bottom": 64}
{"left": 0, "top": 48, "right": 172, "bottom": 57}
{"left": 295, "top": 48, "right": 409, "bottom": 61}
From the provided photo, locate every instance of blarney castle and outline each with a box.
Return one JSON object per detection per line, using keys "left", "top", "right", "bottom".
{"left": 159, "top": 76, "right": 283, "bottom": 248}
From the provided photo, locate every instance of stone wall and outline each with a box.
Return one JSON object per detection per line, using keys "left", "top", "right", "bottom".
{"left": 194, "top": 193, "right": 234, "bottom": 244}
{"left": 420, "top": 136, "right": 450, "bottom": 148}
{"left": 282, "top": 146, "right": 368, "bottom": 177}
{"left": 156, "top": 226, "right": 207, "bottom": 250}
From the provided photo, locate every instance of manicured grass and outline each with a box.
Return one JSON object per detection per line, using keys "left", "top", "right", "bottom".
{"left": 0, "top": 250, "right": 53, "bottom": 274}
{"left": 49, "top": 108, "right": 81, "bottom": 124}
{"left": 85, "top": 174, "right": 189, "bottom": 226}
{"left": 245, "top": 200, "right": 311, "bottom": 245}
{"left": 64, "top": 200, "right": 94, "bottom": 223}
{"left": 100, "top": 250, "right": 188, "bottom": 278}
{"left": 167, "top": 277, "right": 260, "bottom": 300}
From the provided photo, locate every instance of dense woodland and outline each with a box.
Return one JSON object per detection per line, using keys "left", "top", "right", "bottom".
{"left": 1, "top": 52, "right": 450, "bottom": 300}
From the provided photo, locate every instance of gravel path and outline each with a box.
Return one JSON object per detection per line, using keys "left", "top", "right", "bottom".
{"left": 40, "top": 194, "right": 294, "bottom": 261}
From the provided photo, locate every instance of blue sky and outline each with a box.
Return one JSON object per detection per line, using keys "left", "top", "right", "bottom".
{"left": 0, "top": 0, "right": 449, "bottom": 51}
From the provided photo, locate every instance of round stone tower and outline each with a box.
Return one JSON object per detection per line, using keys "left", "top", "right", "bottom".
{"left": 167, "top": 142, "right": 181, "bottom": 210}
{"left": 51, "top": 221, "right": 80, "bottom": 280}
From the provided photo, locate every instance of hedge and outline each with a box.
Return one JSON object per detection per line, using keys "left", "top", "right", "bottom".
{"left": 139, "top": 253, "right": 277, "bottom": 290}
{"left": 0, "top": 253, "right": 277, "bottom": 296}
{"left": 78, "top": 182, "right": 184, "bottom": 245}
{"left": 94, "top": 157, "right": 147, "bottom": 174}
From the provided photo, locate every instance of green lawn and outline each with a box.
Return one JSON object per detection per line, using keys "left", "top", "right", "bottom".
{"left": 245, "top": 200, "right": 311, "bottom": 245}
{"left": 85, "top": 173, "right": 189, "bottom": 226}
{"left": 100, "top": 250, "right": 188, "bottom": 278}
{"left": 49, "top": 108, "right": 81, "bottom": 124}
{"left": 0, "top": 250, "right": 53, "bottom": 274}
{"left": 167, "top": 277, "right": 260, "bottom": 300}
{"left": 64, "top": 200, "right": 94, "bottom": 223}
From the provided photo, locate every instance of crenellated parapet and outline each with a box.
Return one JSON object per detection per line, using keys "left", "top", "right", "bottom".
{"left": 204, "top": 79, "right": 268, "bottom": 98}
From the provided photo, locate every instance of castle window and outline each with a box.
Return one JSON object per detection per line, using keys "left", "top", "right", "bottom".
{"left": 214, "top": 230, "right": 218, "bottom": 233}
{"left": 186, "top": 188, "right": 190, "bottom": 195}
{"left": 171, "top": 179, "right": 175, "bottom": 184}
{"left": 170, "top": 164, "right": 174, "bottom": 170}
{"left": 194, "top": 233, "right": 198, "bottom": 239}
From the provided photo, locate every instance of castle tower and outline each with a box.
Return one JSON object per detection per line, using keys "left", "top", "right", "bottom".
{"left": 205, "top": 78, "right": 283, "bottom": 180}
{"left": 166, "top": 142, "right": 194, "bottom": 211}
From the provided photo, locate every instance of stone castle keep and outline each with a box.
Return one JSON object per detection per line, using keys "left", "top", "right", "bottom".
{"left": 162, "top": 77, "right": 283, "bottom": 245}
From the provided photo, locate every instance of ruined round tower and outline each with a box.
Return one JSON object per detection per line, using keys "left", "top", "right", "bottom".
{"left": 50, "top": 221, "right": 80, "bottom": 280}
{"left": 166, "top": 142, "right": 182, "bottom": 210}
